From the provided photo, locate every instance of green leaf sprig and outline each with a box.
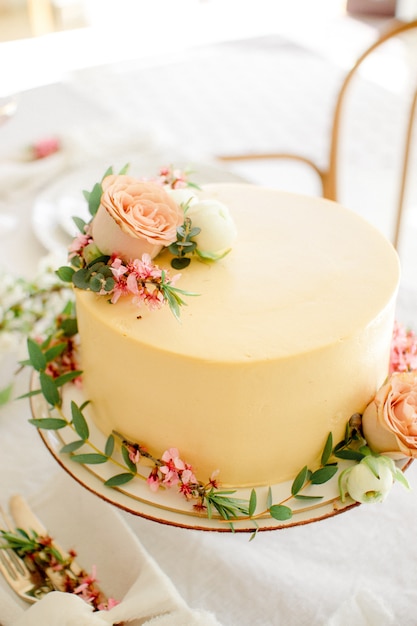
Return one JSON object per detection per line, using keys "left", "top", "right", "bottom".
{"left": 168, "top": 215, "right": 201, "bottom": 270}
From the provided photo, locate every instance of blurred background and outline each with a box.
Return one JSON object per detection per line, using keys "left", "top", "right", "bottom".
{"left": 0, "top": 0, "right": 416, "bottom": 299}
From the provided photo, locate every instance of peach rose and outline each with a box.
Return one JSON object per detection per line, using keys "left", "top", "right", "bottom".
{"left": 91, "top": 175, "right": 183, "bottom": 261}
{"left": 362, "top": 371, "right": 417, "bottom": 459}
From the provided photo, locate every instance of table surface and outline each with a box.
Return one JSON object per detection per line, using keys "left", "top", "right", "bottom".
{"left": 1, "top": 29, "right": 417, "bottom": 626}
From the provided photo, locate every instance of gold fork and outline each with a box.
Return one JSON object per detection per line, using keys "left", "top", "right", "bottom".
{"left": 0, "top": 507, "right": 51, "bottom": 604}
{"left": 0, "top": 544, "right": 51, "bottom": 604}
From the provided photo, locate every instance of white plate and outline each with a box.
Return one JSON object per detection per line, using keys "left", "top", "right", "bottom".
{"left": 31, "top": 160, "right": 248, "bottom": 254}
{"left": 29, "top": 376, "right": 413, "bottom": 533}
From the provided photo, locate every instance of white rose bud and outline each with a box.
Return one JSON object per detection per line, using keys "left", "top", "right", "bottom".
{"left": 339, "top": 457, "right": 394, "bottom": 504}
{"left": 185, "top": 199, "right": 237, "bottom": 259}
{"left": 166, "top": 187, "right": 199, "bottom": 207}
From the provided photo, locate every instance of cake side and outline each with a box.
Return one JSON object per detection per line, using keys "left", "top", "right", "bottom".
{"left": 75, "top": 184, "right": 400, "bottom": 487}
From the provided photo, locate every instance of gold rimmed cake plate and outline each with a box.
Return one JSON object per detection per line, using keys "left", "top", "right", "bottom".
{"left": 30, "top": 380, "right": 411, "bottom": 533}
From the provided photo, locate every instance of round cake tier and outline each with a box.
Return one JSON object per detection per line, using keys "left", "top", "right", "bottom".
{"left": 75, "top": 184, "right": 400, "bottom": 487}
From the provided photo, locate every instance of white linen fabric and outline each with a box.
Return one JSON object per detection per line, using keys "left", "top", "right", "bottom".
{"left": 324, "top": 589, "right": 395, "bottom": 626}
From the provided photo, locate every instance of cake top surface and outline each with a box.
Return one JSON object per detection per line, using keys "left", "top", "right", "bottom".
{"left": 77, "top": 183, "right": 400, "bottom": 361}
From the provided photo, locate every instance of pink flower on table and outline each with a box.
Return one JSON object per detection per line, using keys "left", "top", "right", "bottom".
{"left": 32, "top": 136, "right": 60, "bottom": 159}
{"left": 390, "top": 321, "right": 417, "bottom": 374}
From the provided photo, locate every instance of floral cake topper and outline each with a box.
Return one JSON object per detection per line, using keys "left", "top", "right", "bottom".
{"left": 57, "top": 166, "right": 237, "bottom": 319}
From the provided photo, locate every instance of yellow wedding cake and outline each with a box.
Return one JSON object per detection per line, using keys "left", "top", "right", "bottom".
{"left": 74, "top": 182, "right": 400, "bottom": 488}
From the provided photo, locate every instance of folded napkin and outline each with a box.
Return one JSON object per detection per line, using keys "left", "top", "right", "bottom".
{"left": 0, "top": 473, "right": 222, "bottom": 626}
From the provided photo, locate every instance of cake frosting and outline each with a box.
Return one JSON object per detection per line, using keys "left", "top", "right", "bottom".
{"left": 75, "top": 183, "right": 400, "bottom": 488}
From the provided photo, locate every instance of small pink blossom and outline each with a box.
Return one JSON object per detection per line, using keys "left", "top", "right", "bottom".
{"left": 161, "top": 447, "right": 186, "bottom": 470}
{"left": 68, "top": 233, "right": 92, "bottom": 257}
{"left": 390, "top": 321, "right": 417, "bottom": 374}
{"left": 208, "top": 470, "right": 220, "bottom": 489}
{"left": 98, "top": 597, "right": 120, "bottom": 610}
{"left": 181, "top": 467, "right": 197, "bottom": 485}
{"left": 32, "top": 136, "right": 60, "bottom": 159}
{"left": 147, "top": 467, "right": 161, "bottom": 491}
{"left": 127, "top": 444, "right": 140, "bottom": 464}
{"left": 155, "top": 166, "right": 188, "bottom": 189}
{"left": 110, "top": 257, "right": 128, "bottom": 279}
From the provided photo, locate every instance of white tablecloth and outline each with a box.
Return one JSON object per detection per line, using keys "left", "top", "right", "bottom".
{"left": 1, "top": 35, "right": 417, "bottom": 626}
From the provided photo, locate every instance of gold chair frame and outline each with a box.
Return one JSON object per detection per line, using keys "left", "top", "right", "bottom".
{"left": 219, "top": 19, "right": 417, "bottom": 249}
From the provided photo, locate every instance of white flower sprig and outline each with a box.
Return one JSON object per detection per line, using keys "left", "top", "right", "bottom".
{"left": 0, "top": 254, "right": 74, "bottom": 405}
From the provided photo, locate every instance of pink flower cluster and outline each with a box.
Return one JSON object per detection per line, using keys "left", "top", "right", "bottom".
{"left": 109, "top": 254, "right": 178, "bottom": 309}
{"left": 73, "top": 564, "right": 119, "bottom": 610}
{"left": 154, "top": 166, "right": 188, "bottom": 189}
{"left": 147, "top": 447, "right": 197, "bottom": 499}
{"left": 68, "top": 232, "right": 92, "bottom": 259}
{"left": 390, "top": 321, "right": 417, "bottom": 374}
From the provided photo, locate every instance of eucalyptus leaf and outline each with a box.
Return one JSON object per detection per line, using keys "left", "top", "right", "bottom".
{"left": 72, "top": 269, "right": 91, "bottom": 290}
{"left": 29, "top": 418, "right": 67, "bottom": 430}
{"left": 249, "top": 525, "right": 259, "bottom": 541}
{"left": 27, "top": 338, "right": 47, "bottom": 372}
{"left": 171, "top": 257, "right": 191, "bottom": 270}
{"left": 266, "top": 486, "right": 273, "bottom": 509}
{"left": 321, "top": 432, "right": 333, "bottom": 465}
{"left": 294, "top": 494, "right": 323, "bottom": 501}
{"left": 101, "top": 166, "right": 114, "bottom": 179}
{"left": 44, "top": 343, "right": 66, "bottom": 363}
{"left": 105, "top": 434, "right": 115, "bottom": 457}
{"left": 60, "top": 440, "right": 85, "bottom": 453}
{"left": 40, "top": 372, "right": 60, "bottom": 407}
{"left": 118, "top": 163, "right": 130, "bottom": 175}
{"left": 88, "top": 182, "right": 103, "bottom": 216}
{"left": 393, "top": 468, "right": 410, "bottom": 490}
{"left": 249, "top": 489, "right": 257, "bottom": 517}
{"left": 104, "top": 473, "right": 135, "bottom": 487}
{"left": 0, "top": 383, "right": 13, "bottom": 406}
{"left": 334, "top": 449, "right": 365, "bottom": 462}
{"left": 310, "top": 465, "right": 338, "bottom": 485}
{"left": 121, "top": 445, "right": 137, "bottom": 472}
{"left": 72, "top": 216, "right": 87, "bottom": 233}
{"left": 103, "top": 277, "right": 115, "bottom": 292}
{"left": 71, "top": 401, "right": 89, "bottom": 440}
{"left": 17, "top": 389, "right": 42, "bottom": 399}
{"left": 54, "top": 370, "right": 83, "bottom": 387}
{"left": 291, "top": 465, "right": 309, "bottom": 496}
{"left": 269, "top": 504, "right": 292, "bottom": 521}
{"left": 71, "top": 453, "right": 108, "bottom": 464}
{"left": 56, "top": 266, "right": 75, "bottom": 283}
{"left": 89, "top": 275, "right": 104, "bottom": 292}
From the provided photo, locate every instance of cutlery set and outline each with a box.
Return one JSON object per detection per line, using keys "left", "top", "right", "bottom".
{"left": 0, "top": 495, "right": 108, "bottom": 607}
